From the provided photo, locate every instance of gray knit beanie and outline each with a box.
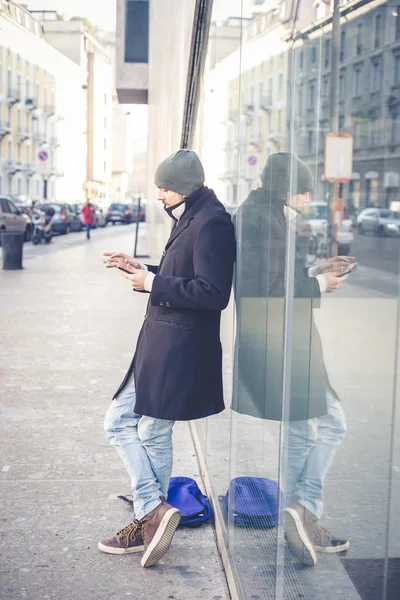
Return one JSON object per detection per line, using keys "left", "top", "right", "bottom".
{"left": 261, "top": 152, "right": 313, "bottom": 198}
{"left": 154, "top": 150, "right": 205, "bottom": 196}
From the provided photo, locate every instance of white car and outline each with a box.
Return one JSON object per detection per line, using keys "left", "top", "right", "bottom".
{"left": 301, "top": 201, "right": 353, "bottom": 255}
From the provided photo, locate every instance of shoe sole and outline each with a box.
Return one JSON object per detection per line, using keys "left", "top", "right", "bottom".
{"left": 315, "top": 540, "right": 350, "bottom": 553}
{"left": 141, "top": 508, "right": 181, "bottom": 568}
{"left": 98, "top": 541, "right": 144, "bottom": 555}
{"left": 282, "top": 508, "right": 317, "bottom": 567}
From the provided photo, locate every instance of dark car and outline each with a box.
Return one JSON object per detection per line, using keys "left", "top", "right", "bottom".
{"left": 38, "top": 202, "right": 83, "bottom": 234}
{"left": 106, "top": 203, "right": 134, "bottom": 225}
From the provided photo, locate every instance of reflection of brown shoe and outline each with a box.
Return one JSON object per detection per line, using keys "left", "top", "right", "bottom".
{"left": 313, "top": 523, "right": 350, "bottom": 553}
{"left": 98, "top": 520, "right": 144, "bottom": 554}
{"left": 141, "top": 497, "right": 181, "bottom": 568}
{"left": 282, "top": 503, "right": 318, "bottom": 566}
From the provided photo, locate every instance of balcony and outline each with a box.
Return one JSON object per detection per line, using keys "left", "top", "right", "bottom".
{"left": 3, "top": 159, "right": 23, "bottom": 174}
{"left": 0, "top": 122, "right": 11, "bottom": 138}
{"left": 23, "top": 162, "right": 36, "bottom": 176}
{"left": 34, "top": 131, "right": 47, "bottom": 144}
{"left": 16, "top": 127, "right": 30, "bottom": 142}
{"left": 249, "top": 133, "right": 262, "bottom": 150}
{"left": 268, "top": 131, "right": 284, "bottom": 145}
{"left": 261, "top": 96, "right": 273, "bottom": 112}
{"left": 7, "top": 88, "right": 21, "bottom": 105}
{"left": 50, "top": 136, "right": 60, "bottom": 148}
{"left": 25, "top": 97, "right": 37, "bottom": 111}
{"left": 50, "top": 165, "right": 64, "bottom": 178}
{"left": 44, "top": 104, "right": 56, "bottom": 117}
{"left": 244, "top": 104, "right": 255, "bottom": 116}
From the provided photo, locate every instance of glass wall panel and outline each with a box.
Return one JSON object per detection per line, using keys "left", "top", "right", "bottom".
{"left": 195, "top": 1, "right": 400, "bottom": 598}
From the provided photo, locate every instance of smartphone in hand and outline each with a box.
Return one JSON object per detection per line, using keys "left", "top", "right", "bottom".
{"left": 102, "top": 255, "right": 132, "bottom": 274}
{"left": 337, "top": 262, "right": 358, "bottom": 278}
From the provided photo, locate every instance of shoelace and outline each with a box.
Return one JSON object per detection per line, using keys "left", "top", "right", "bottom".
{"left": 314, "top": 523, "right": 331, "bottom": 545}
{"left": 116, "top": 520, "right": 141, "bottom": 548}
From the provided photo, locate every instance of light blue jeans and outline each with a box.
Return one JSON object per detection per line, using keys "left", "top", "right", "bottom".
{"left": 104, "top": 372, "right": 175, "bottom": 521}
{"left": 283, "top": 390, "right": 346, "bottom": 520}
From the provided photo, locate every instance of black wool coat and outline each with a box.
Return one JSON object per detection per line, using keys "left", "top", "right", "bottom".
{"left": 114, "top": 186, "right": 236, "bottom": 421}
{"left": 232, "top": 188, "right": 336, "bottom": 422}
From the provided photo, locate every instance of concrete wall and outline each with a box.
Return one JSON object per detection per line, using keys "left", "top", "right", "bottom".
{"left": 146, "top": 0, "right": 197, "bottom": 256}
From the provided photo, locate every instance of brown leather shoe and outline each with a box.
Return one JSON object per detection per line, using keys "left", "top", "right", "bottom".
{"left": 98, "top": 520, "right": 144, "bottom": 554}
{"left": 140, "top": 497, "right": 181, "bottom": 568}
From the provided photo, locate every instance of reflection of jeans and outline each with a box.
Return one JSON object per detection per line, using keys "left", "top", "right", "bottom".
{"left": 283, "top": 390, "right": 346, "bottom": 520}
{"left": 104, "top": 373, "right": 175, "bottom": 520}
{"left": 85, "top": 223, "right": 91, "bottom": 239}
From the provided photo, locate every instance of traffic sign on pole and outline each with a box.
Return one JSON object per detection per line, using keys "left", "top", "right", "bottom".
{"left": 38, "top": 150, "right": 49, "bottom": 162}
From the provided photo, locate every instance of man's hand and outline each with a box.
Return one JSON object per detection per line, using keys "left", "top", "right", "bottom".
{"left": 316, "top": 255, "right": 355, "bottom": 275}
{"left": 103, "top": 252, "right": 140, "bottom": 271}
{"left": 321, "top": 272, "right": 342, "bottom": 293}
{"left": 119, "top": 267, "right": 148, "bottom": 291}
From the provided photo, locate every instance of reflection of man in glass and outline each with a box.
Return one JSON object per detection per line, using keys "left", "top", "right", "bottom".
{"left": 233, "top": 152, "right": 350, "bottom": 566}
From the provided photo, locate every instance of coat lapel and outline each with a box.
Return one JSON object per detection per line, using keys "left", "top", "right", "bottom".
{"left": 165, "top": 187, "right": 216, "bottom": 249}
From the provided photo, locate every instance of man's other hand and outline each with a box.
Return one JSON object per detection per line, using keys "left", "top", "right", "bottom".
{"left": 119, "top": 267, "right": 148, "bottom": 291}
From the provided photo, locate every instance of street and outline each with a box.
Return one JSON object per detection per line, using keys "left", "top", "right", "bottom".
{"left": 0, "top": 224, "right": 229, "bottom": 600}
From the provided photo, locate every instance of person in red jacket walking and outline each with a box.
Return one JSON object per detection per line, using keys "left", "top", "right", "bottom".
{"left": 81, "top": 200, "right": 96, "bottom": 240}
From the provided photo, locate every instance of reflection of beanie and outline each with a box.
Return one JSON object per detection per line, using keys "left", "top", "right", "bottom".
{"left": 261, "top": 152, "right": 313, "bottom": 198}
{"left": 154, "top": 150, "right": 205, "bottom": 196}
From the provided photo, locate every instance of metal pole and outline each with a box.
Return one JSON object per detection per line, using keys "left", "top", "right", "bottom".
{"left": 329, "top": 0, "right": 341, "bottom": 256}
{"left": 133, "top": 195, "right": 141, "bottom": 258}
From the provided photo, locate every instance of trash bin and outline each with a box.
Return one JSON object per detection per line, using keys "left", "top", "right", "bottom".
{"left": 1, "top": 231, "right": 24, "bottom": 270}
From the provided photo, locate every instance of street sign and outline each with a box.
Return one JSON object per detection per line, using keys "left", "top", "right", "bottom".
{"left": 38, "top": 150, "right": 49, "bottom": 162}
{"left": 248, "top": 155, "right": 257, "bottom": 166}
{"left": 324, "top": 133, "right": 353, "bottom": 182}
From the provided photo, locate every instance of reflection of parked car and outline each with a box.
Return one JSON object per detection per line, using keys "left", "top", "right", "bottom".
{"left": 38, "top": 202, "right": 83, "bottom": 234}
{"left": 93, "top": 204, "right": 107, "bottom": 227}
{"left": 301, "top": 201, "right": 353, "bottom": 255}
{"left": 357, "top": 208, "right": 400, "bottom": 236}
{"left": 106, "top": 203, "right": 133, "bottom": 225}
{"left": 0, "top": 195, "right": 32, "bottom": 242}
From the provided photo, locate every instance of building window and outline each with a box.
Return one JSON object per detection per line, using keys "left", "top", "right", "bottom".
{"left": 17, "top": 144, "right": 21, "bottom": 160}
{"left": 259, "top": 81, "right": 263, "bottom": 105}
{"left": 310, "top": 47, "right": 317, "bottom": 67}
{"left": 354, "top": 121, "right": 361, "bottom": 147}
{"left": 277, "top": 110, "right": 282, "bottom": 133}
{"left": 26, "top": 77, "right": 30, "bottom": 98}
{"left": 339, "top": 74, "right": 345, "bottom": 101}
{"left": 0, "top": 177, "right": 2, "bottom": 193}
{"left": 308, "top": 130, "right": 314, "bottom": 153}
{"left": 370, "top": 118, "right": 380, "bottom": 146}
{"left": 356, "top": 23, "right": 362, "bottom": 56}
{"left": 7, "top": 69, "right": 11, "bottom": 93}
{"left": 397, "top": 7, "right": 400, "bottom": 40}
{"left": 298, "top": 85, "right": 303, "bottom": 113}
{"left": 104, "top": 161, "right": 107, "bottom": 173}
{"left": 17, "top": 178, "right": 21, "bottom": 195}
{"left": 8, "top": 139, "right": 12, "bottom": 158}
{"left": 299, "top": 50, "right": 304, "bottom": 71}
{"left": 322, "top": 77, "right": 329, "bottom": 97}
{"left": 125, "top": 0, "right": 149, "bottom": 63}
{"left": 308, "top": 82, "right": 315, "bottom": 109}
{"left": 26, "top": 178, "right": 30, "bottom": 196}
{"left": 7, "top": 106, "right": 11, "bottom": 126}
{"left": 324, "top": 39, "right": 330, "bottom": 68}
{"left": 278, "top": 73, "right": 283, "bottom": 97}
{"left": 375, "top": 15, "right": 381, "bottom": 48}
{"left": 371, "top": 61, "right": 381, "bottom": 92}
{"left": 395, "top": 55, "right": 400, "bottom": 85}
{"left": 391, "top": 113, "right": 400, "bottom": 145}
{"left": 339, "top": 115, "right": 344, "bottom": 132}
{"left": 354, "top": 67, "right": 361, "bottom": 96}
{"left": 340, "top": 30, "right": 346, "bottom": 61}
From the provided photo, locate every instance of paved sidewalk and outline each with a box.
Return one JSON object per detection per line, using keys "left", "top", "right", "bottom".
{"left": 0, "top": 225, "right": 229, "bottom": 600}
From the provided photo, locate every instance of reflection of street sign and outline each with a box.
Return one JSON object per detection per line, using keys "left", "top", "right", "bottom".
{"left": 248, "top": 155, "right": 257, "bottom": 166}
{"left": 324, "top": 133, "right": 353, "bottom": 182}
{"left": 38, "top": 150, "right": 49, "bottom": 162}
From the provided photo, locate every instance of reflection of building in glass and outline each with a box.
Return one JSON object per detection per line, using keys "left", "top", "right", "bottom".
{"left": 294, "top": 0, "right": 400, "bottom": 211}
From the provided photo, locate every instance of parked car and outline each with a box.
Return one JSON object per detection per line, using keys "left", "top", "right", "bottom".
{"left": 300, "top": 201, "right": 354, "bottom": 255}
{"left": 357, "top": 208, "right": 400, "bottom": 236}
{"left": 0, "top": 195, "right": 32, "bottom": 243}
{"left": 106, "top": 203, "right": 134, "bottom": 225}
{"left": 37, "top": 202, "right": 83, "bottom": 234}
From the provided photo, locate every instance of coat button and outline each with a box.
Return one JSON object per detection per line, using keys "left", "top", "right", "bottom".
{"left": 162, "top": 250, "right": 167, "bottom": 257}
{"left": 160, "top": 301, "right": 164, "bottom": 306}
{"left": 166, "top": 302, "right": 170, "bottom": 307}
{"left": 144, "top": 315, "right": 147, "bottom": 320}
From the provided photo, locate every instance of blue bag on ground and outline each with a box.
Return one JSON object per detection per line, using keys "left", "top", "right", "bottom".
{"left": 221, "top": 477, "right": 284, "bottom": 527}
{"left": 167, "top": 476, "right": 211, "bottom": 527}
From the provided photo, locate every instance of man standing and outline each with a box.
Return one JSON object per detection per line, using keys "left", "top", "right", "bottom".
{"left": 81, "top": 199, "right": 96, "bottom": 240}
{"left": 233, "top": 152, "right": 350, "bottom": 567}
{"left": 99, "top": 150, "right": 236, "bottom": 568}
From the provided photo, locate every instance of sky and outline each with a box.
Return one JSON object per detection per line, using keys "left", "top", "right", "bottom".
{"left": 26, "top": 0, "right": 116, "bottom": 32}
